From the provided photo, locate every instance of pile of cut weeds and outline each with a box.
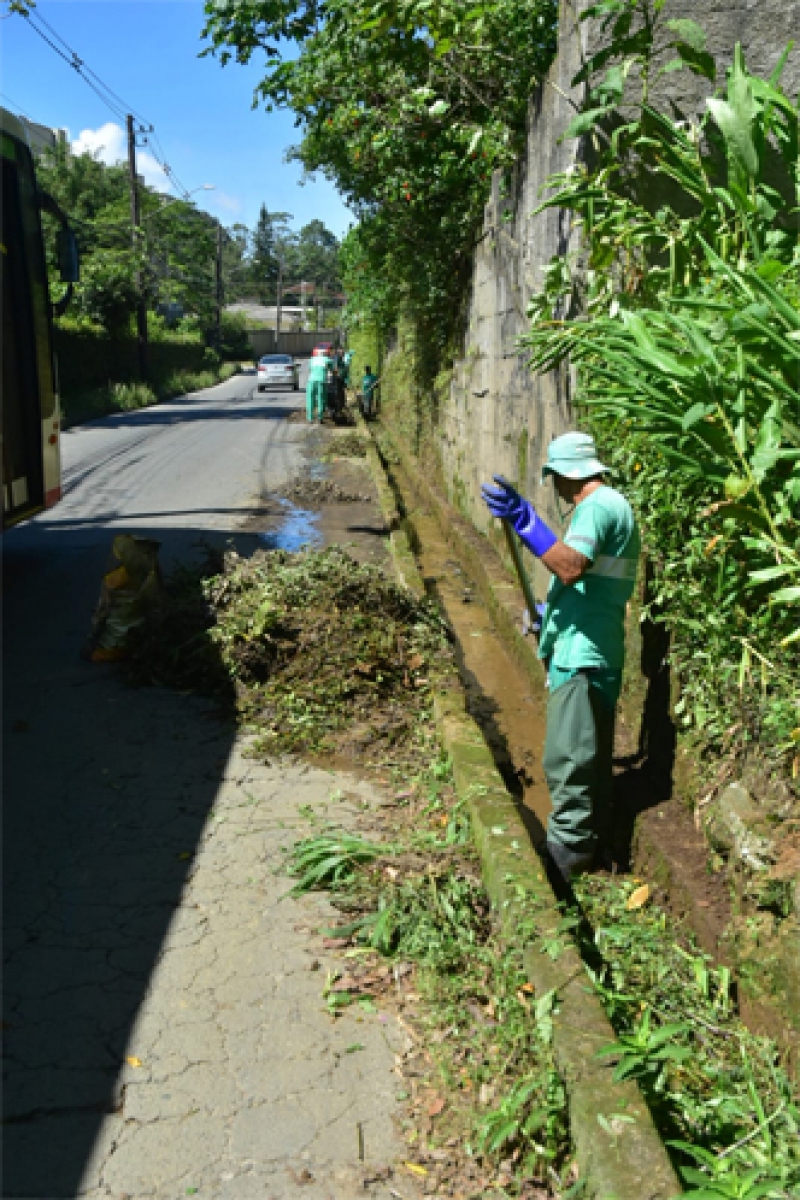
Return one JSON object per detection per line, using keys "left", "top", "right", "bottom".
{"left": 323, "top": 430, "right": 367, "bottom": 459}
{"left": 279, "top": 478, "right": 370, "bottom": 504}
{"left": 131, "top": 545, "right": 455, "bottom": 763}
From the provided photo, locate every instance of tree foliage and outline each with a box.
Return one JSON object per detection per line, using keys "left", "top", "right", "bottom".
{"left": 202, "top": 0, "right": 558, "bottom": 338}
{"left": 284, "top": 219, "right": 341, "bottom": 298}
{"left": 36, "top": 140, "right": 244, "bottom": 335}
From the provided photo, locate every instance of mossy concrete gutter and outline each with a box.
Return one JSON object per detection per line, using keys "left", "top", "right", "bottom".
{"left": 355, "top": 420, "right": 425, "bottom": 595}
{"left": 356, "top": 413, "right": 683, "bottom": 1200}
{"left": 373, "top": 424, "right": 545, "bottom": 698}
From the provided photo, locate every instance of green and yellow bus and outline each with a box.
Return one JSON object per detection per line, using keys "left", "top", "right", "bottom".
{"left": 1, "top": 107, "right": 78, "bottom": 528}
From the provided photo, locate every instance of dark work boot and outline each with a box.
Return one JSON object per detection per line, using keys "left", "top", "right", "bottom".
{"left": 545, "top": 838, "right": 594, "bottom": 884}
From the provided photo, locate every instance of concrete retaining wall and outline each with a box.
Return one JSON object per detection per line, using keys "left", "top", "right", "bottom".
{"left": 436, "top": 0, "right": 799, "bottom": 596}
{"left": 247, "top": 329, "right": 341, "bottom": 359}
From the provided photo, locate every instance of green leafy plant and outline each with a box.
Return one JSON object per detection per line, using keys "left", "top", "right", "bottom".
{"left": 674, "top": 1143, "right": 786, "bottom": 1199}
{"left": 576, "top": 876, "right": 800, "bottom": 1196}
{"left": 523, "top": 3, "right": 799, "bottom": 764}
{"left": 285, "top": 832, "right": 387, "bottom": 894}
{"left": 597, "top": 1006, "right": 692, "bottom": 1088}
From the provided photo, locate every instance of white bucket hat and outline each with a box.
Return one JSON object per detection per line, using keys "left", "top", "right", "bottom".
{"left": 541, "top": 431, "right": 611, "bottom": 483}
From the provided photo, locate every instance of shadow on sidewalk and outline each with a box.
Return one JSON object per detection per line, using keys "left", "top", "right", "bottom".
{"left": 2, "top": 520, "right": 251, "bottom": 1198}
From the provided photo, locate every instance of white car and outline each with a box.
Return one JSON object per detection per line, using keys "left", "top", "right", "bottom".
{"left": 257, "top": 354, "right": 299, "bottom": 392}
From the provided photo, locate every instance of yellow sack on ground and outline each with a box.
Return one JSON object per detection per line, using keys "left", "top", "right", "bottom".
{"left": 83, "top": 535, "right": 163, "bottom": 662}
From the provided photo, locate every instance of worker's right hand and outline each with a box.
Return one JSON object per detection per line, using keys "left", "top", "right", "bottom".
{"left": 481, "top": 475, "right": 524, "bottom": 522}
{"left": 522, "top": 603, "right": 547, "bottom": 637}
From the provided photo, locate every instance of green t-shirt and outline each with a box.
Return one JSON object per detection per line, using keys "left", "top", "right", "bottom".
{"left": 538, "top": 485, "right": 640, "bottom": 671}
{"left": 362, "top": 372, "right": 379, "bottom": 395}
{"left": 308, "top": 355, "right": 330, "bottom": 384}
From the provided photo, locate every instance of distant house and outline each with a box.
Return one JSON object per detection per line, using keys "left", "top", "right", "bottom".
{"left": 226, "top": 302, "right": 305, "bottom": 327}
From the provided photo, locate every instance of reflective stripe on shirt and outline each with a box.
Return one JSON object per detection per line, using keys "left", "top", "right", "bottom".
{"left": 587, "top": 554, "right": 638, "bottom": 582}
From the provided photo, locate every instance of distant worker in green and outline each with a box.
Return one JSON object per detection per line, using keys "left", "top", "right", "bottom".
{"left": 306, "top": 352, "right": 330, "bottom": 423}
{"left": 360, "top": 365, "right": 380, "bottom": 419}
{"left": 481, "top": 432, "right": 640, "bottom": 883}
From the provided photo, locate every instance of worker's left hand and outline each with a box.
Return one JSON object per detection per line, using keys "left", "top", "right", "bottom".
{"left": 482, "top": 475, "right": 558, "bottom": 558}
{"left": 481, "top": 475, "right": 524, "bottom": 522}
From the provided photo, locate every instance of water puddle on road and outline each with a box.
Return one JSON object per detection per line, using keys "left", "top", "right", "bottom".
{"left": 258, "top": 499, "right": 323, "bottom": 552}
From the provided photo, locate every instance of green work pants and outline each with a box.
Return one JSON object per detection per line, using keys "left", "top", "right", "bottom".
{"left": 306, "top": 379, "right": 326, "bottom": 422}
{"left": 543, "top": 670, "right": 616, "bottom": 857}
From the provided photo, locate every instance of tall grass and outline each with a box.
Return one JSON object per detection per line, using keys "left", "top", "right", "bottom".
{"left": 61, "top": 362, "right": 239, "bottom": 427}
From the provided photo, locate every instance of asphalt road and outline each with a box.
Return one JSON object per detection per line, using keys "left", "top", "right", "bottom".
{"left": 57, "top": 364, "right": 310, "bottom": 537}
{"left": 2, "top": 369, "right": 412, "bottom": 1199}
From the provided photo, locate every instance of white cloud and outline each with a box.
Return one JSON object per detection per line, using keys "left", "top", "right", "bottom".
{"left": 71, "top": 122, "right": 173, "bottom": 192}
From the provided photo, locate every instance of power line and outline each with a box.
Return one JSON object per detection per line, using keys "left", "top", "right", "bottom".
{"left": 21, "top": 12, "right": 127, "bottom": 124}
{"left": 31, "top": 8, "right": 152, "bottom": 128}
{"left": 15, "top": 7, "right": 192, "bottom": 200}
{"left": 0, "top": 89, "right": 33, "bottom": 121}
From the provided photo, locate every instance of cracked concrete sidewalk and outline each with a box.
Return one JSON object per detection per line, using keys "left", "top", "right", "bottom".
{"left": 3, "top": 390, "right": 420, "bottom": 1199}
{"left": 6, "top": 733, "right": 418, "bottom": 1200}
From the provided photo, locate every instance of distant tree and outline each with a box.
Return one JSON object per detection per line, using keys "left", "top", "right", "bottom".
{"left": 285, "top": 219, "right": 340, "bottom": 299}
{"left": 221, "top": 222, "right": 251, "bottom": 302}
{"left": 37, "top": 141, "right": 220, "bottom": 334}
{"left": 250, "top": 205, "right": 293, "bottom": 300}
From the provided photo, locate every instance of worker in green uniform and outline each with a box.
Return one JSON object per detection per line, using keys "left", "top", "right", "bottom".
{"left": 306, "top": 352, "right": 330, "bottom": 423}
{"left": 360, "top": 366, "right": 380, "bottom": 418}
{"left": 481, "top": 432, "right": 640, "bottom": 882}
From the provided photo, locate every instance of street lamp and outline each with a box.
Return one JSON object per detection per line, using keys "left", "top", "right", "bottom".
{"left": 142, "top": 184, "right": 216, "bottom": 225}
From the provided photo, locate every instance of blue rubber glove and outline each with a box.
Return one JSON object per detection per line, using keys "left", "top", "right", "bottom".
{"left": 480, "top": 475, "right": 524, "bottom": 522}
{"left": 481, "top": 475, "right": 558, "bottom": 558}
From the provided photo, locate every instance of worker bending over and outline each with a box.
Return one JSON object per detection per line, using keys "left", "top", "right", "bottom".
{"left": 306, "top": 352, "right": 330, "bottom": 423}
{"left": 482, "top": 432, "right": 640, "bottom": 883}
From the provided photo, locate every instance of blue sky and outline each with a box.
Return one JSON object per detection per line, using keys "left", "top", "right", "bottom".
{"left": 1, "top": 0, "right": 353, "bottom": 239}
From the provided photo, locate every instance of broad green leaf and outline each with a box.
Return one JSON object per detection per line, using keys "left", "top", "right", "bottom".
{"left": 682, "top": 402, "right": 714, "bottom": 430}
{"left": 771, "top": 586, "right": 800, "bottom": 603}
{"left": 666, "top": 18, "right": 707, "bottom": 52}
{"left": 751, "top": 398, "right": 783, "bottom": 479}
{"left": 707, "top": 98, "right": 759, "bottom": 181}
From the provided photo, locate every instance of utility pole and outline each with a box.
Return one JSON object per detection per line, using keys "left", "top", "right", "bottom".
{"left": 215, "top": 221, "right": 223, "bottom": 353}
{"left": 275, "top": 256, "right": 283, "bottom": 353}
{"left": 127, "top": 114, "right": 148, "bottom": 382}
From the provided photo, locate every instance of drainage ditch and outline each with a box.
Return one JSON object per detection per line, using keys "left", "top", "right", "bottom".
{"left": 364, "top": 419, "right": 800, "bottom": 1196}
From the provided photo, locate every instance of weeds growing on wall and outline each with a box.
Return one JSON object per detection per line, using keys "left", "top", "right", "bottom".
{"left": 523, "top": 1, "right": 799, "bottom": 770}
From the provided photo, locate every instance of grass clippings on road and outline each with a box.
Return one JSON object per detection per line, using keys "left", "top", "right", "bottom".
{"left": 132, "top": 544, "right": 456, "bottom": 767}
{"left": 285, "top": 761, "right": 572, "bottom": 1199}
{"left": 279, "top": 478, "right": 372, "bottom": 504}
